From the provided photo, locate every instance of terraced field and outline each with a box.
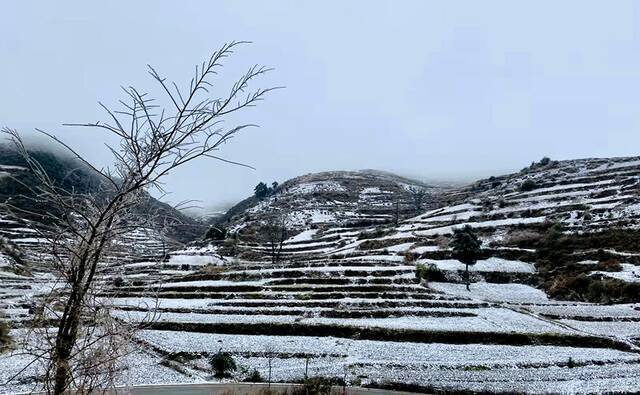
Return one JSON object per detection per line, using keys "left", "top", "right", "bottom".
{"left": 102, "top": 218, "right": 640, "bottom": 392}
{"left": 2, "top": 157, "right": 640, "bottom": 393}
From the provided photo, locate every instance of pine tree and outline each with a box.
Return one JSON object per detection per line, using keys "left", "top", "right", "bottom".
{"left": 254, "top": 182, "right": 270, "bottom": 200}
{"left": 450, "top": 225, "right": 483, "bottom": 291}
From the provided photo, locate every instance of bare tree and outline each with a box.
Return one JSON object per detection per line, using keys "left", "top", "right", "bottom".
{"left": 259, "top": 210, "right": 289, "bottom": 264}
{"left": 392, "top": 195, "right": 401, "bottom": 226}
{"left": 407, "top": 186, "right": 427, "bottom": 215}
{"left": 2, "top": 41, "right": 277, "bottom": 394}
{"left": 264, "top": 343, "right": 275, "bottom": 388}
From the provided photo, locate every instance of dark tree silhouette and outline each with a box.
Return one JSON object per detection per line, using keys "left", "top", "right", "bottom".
{"left": 450, "top": 225, "right": 483, "bottom": 291}
{"left": 254, "top": 182, "right": 270, "bottom": 200}
{"left": 259, "top": 210, "right": 288, "bottom": 264}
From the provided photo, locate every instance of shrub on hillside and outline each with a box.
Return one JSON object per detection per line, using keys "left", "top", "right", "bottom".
{"left": 404, "top": 252, "right": 419, "bottom": 264}
{"left": 112, "top": 276, "right": 125, "bottom": 287}
{"left": 243, "top": 369, "right": 264, "bottom": 382}
{"left": 254, "top": 181, "right": 279, "bottom": 200}
{"left": 505, "top": 229, "right": 543, "bottom": 248}
{"left": 519, "top": 179, "right": 538, "bottom": 192}
{"left": 415, "top": 263, "right": 445, "bottom": 282}
{"left": 548, "top": 273, "right": 640, "bottom": 303}
{"left": 210, "top": 351, "right": 237, "bottom": 378}
{"left": 358, "top": 238, "right": 406, "bottom": 251}
{"left": 357, "top": 227, "right": 392, "bottom": 240}
{"left": 254, "top": 182, "right": 270, "bottom": 200}
{"left": 597, "top": 258, "right": 622, "bottom": 272}
{"left": 205, "top": 226, "right": 227, "bottom": 241}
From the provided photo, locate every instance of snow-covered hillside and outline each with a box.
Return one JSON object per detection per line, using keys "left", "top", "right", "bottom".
{"left": 217, "top": 170, "right": 445, "bottom": 234}
{"left": 2, "top": 157, "right": 640, "bottom": 393}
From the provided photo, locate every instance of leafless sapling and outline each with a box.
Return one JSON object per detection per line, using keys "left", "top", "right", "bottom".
{"left": 259, "top": 210, "right": 289, "bottom": 264}
{"left": 2, "top": 41, "right": 278, "bottom": 394}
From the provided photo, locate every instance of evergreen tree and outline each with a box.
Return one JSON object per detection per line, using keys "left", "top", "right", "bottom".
{"left": 450, "top": 225, "right": 483, "bottom": 291}
{"left": 205, "top": 226, "right": 227, "bottom": 241}
{"left": 254, "top": 182, "right": 270, "bottom": 200}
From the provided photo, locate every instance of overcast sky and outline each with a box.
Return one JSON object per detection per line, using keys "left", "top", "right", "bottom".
{"left": 2, "top": 1, "right": 640, "bottom": 212}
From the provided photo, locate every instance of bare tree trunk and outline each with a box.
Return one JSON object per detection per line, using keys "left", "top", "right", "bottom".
{"left": 275, "top": 238, "right": 284, "bottom": 264}
{"left": 53, "top": 310, "right": 79, "bottom": 394}
{"left": 2, "top": 41, "right": 276, "bottom": 393}
{"left": 465, "top": 263, "right": 470, "bottom": 291}
{"left": 394, "top": 197, "right": 400, "bottom": 226}
{"left": 268, "top": 359, "right": 272, "bottom": 388}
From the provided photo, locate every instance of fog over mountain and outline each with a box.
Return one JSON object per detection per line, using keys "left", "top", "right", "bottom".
{"left": 3, "top": 1, "right": 639, "bottom": 210}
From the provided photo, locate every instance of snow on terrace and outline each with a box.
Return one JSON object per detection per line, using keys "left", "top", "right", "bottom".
{"left": 416, "top": 211, "right": 481, "bottom": 224}
{"left": 582, "top": 158, "right": 640, "bottom": 173}
{"left": 111, "top": 296, "right": 476, "bottom": 311}
{"left": 6, "top": 327, "right": 640, "bottom": 393}
{"left": 129, "top": 331, "right": 640, "bottom": 393}
{"left": 504, "top": 179, "right": 619, "bottom": 198}
{"left": 411, "top": 203, "right": 479, "bottom": 221}
{"left": 138, "top": 329, "right": 638, "bottom": 368}
{"left": 166, "top": 254, "right": 225, "bottom": 267}
{"left": 115, "top": 307, "right": 572, "bottom": 334}
{"left": 359, "top": 187, "right": 384, "bottom": 194}
{"left": 420, "top": 257, "right": 535, "bottom": 273}
{"left": 492, "top": 194, "right": 634, "bottom": 215}
{"left": 410, "top": 216, "right": 547, "bottom": 236}
{"left": 591, "top": 263, "right": 640, "bottom": 283}
{"left": 158, "top": 279, "right": 267, "bottom": 288}
{"left": 0, "top": 340, "right": 195, "bottom": 394}
{"left": 284, "top": 229, "right": 318, "bottom": 243}
{"left": 223, "top": 264, "right": 415, "bottom": 276}
{"left": 285, "top": 181, "right": 346, "bottom": 195}
{"left": 285, "top": 209, "right": 337, "bottom": 226}
{"left": 509, "top": 188, "right": 616, "bottom": 204}
{"left": 511, "top": 302, "right": 640, "bottom": 322}
{"left": 558, "top": 320, "right": 640, "bottom": 339}
{"left": 429, "top": 282, "right": 550, "bottom": 304}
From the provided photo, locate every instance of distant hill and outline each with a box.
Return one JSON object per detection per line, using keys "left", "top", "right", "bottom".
{"left": 0, "top": 144, "right": 204, "bottom": 245}
{"left": 213, "top": 169, "right": 450, "bottom": 239}
{"left": 454, "top": 156, "right": 640, "bottom": 232}
{"left": 211, "top": 156, "right": 640, "bottom": 302}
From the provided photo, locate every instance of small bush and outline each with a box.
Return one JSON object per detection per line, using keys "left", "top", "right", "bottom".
{"left": 205, "top": 226, "right": 227, "bottom": 241}
{"left": 210, "top": 351, "right": 237, "bottom": 378}
{"left": 113, "top": 276, "right": 125, "bottom": 287}
{"left": 243, "top": 369, "right": 264, "bottom": 382}
{"left": 357, "top": 227, "right": 392, "bottom": 240}
{"left": 404, "top": 252, "right": 419, "bottom": 263}
{"left": 415, "top": 263, "right": 444, "bottom": 282}
{"left": 505, "top": 229, "right": 542, "bottom": 247}
{"left": 520, "top": 179, "right": 538, "bottom": 192}
{"left": 597, "top": 258, "right": 621, "bottom": 272}
{"left": 463, "top": 365, "right": 490, "bottom": 371}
